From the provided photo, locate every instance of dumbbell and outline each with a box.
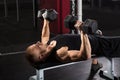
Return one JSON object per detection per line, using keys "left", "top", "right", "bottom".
{"left": 64, "top": 15, "right": 98, "bottom": 34}
{"left": 64, "top": 15, "right": 78, "bottom": 30}
{"left": 81, "top": 19, "right": 98, "bottom": 34}
{"left": 37, "top": 9, "right": 58, "bottom": 21}
{"left": 37, "top": 9, "right": 47, "bottom": 18}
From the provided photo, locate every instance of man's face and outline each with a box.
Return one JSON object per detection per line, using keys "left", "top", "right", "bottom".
{"left": 30, "top": 41, "right": 48, "bottom": 62}
{"left": 28, "top": 41, "right": 56, "bottom": 62}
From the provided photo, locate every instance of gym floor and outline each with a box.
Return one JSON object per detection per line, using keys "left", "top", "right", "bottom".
{"left": 93, "top": 57, "right": 113, "bottom": 80}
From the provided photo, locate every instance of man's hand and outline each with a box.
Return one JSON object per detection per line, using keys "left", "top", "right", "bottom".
{"left": 74, "top": 21, "right": 83, "bottom": 30}
{"left": 42, "top": 10, "right": 47, "bottom": 19}
{"left": 42, "top": 9, "right": 58, "bottom": 21}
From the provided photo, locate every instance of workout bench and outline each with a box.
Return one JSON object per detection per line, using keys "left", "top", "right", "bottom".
{"left": 29, "top": 57, "right": 120, "bottom": 80}
{"left": 29, "top": 59, "right": 92, "bottom": 80}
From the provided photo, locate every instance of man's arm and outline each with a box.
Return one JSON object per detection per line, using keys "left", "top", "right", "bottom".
{"left": 41, "top": 19, "right": 50, "bottom": 44}
{"left": 66, "top": 30, "right": 91, "bottom": 62}
{"left": 78, "top": 30, "right": 91, "bottom": 59}
{"left": 83, "top": 32, "right": 91, "bottom": 59}
{"left": 75, "top": 21, "right": 91, "bottom": 59}
{"left": 56, "top": 21, "right": 91, "bottom": 62}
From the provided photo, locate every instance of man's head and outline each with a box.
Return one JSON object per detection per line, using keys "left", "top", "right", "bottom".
{"left": 25, "top": 41, "right": 56, "bottom": 68}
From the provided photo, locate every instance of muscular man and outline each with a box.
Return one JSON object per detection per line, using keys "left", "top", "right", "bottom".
{"left": 26, "top": 15, "right": 120, "bottom": 71}
{"left": 26, "top": 18, "right": 91, "bottom": 64}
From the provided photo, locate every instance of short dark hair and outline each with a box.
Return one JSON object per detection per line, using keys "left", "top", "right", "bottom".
{"left": 25, "top": 47, "right": 41, "bottom": 69}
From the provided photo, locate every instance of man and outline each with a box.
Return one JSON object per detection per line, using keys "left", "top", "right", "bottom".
{"left": 26, "top": 19, "right": 91, "bottom": 62}
{"left": 26, "top": 11, "right": 104, "bottom": 72}
{"left": 26, "top": 12, "right": 120, "bottom": 70}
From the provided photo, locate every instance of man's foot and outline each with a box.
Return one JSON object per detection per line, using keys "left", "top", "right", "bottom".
{"left": 91, "top": 62, "right": 103, "bottom": 73}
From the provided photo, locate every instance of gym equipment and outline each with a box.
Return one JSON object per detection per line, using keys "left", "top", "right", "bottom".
{"left": 64, "top": 18, "right": 98, "bottom": 34}
{"left": 81, "top": 19, "right": 98, "bottom": 34}
{"left": 77, "top": 0, "right": 82, "bottom": 21}
{"left": 0, "top": 52, "right": 35, "bottom": 80}
{"left": 64, "top": 15, "right": 78, "bottom": 30}
{"left": 44, "top": 9, "right": 58, "bottom": 21}
{"left": 95, "top": 29, "right": 103, "bottom": 35}
{"left": 112, "top": 58, "right": 120, "bottom": 79}
{"left": 95, "top": 57, "right": 114, "bottom": 80}
{"left": 37, "top": 9, "right": 47, "bottom": 18}
{"left": 99, "top": 70, "right": 113, "bottom": 80}
{"left": 64, "top": 0, "right": 78, "bottom": 34}
{"left": 64, "top": 0, "right": 98, "bottom": 34}
{"left": 29, "top": 59, "right": 92, "bottom": 80}
{"left": 38, "top": 9, "right": 58, "bottom": 21}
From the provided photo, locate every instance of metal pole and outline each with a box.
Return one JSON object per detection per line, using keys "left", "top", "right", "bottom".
{"left": 4, "top": 0, "right": 8, "bottom": 17}
{"left": 77, "top": 0, "right": 82, "bottom": 34}
{"left": 16, "top": 0, "right": 19, "bottom": 22}
{"left": 77, "top": 0, "right": 82, "bottom": 21}
{"left": 36, "top": 70, "right": 39, "bottom": 80}
{"left": 36, "top": 70, "right": 44, "bottom": 80}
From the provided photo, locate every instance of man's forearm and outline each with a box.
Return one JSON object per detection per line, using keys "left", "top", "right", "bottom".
{"left": 80, "top": 30, "right": 84, "bottom": 49}
{"left": 83, "top": 34, "right": 91, "bottom": 59}
{"left": 79, "top": 29, "right": 91, "bottom": 59}
{"left": 41, "top": 19, "right": 50, "bottom": 44}
{"left": 79, "top": 30, "right": 85, "bottom": 55}
{"left": 74, "top": 20, "right": 91, "bottom": 59}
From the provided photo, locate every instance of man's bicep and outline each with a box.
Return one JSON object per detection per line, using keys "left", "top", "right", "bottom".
{"left": 68, "top": 51, "right": 82, "bottom": 61}
{"left": 56, "top": 46, "right": 69, "bottom": 61}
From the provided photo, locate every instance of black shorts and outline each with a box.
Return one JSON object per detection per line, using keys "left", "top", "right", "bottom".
{"left": 95, "top": 36, "right": 120, "bottom": 57}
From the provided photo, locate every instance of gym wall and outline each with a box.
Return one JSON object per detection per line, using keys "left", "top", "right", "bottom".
{"left": 38, "top": 0, "right": 70, "bottom": 34}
